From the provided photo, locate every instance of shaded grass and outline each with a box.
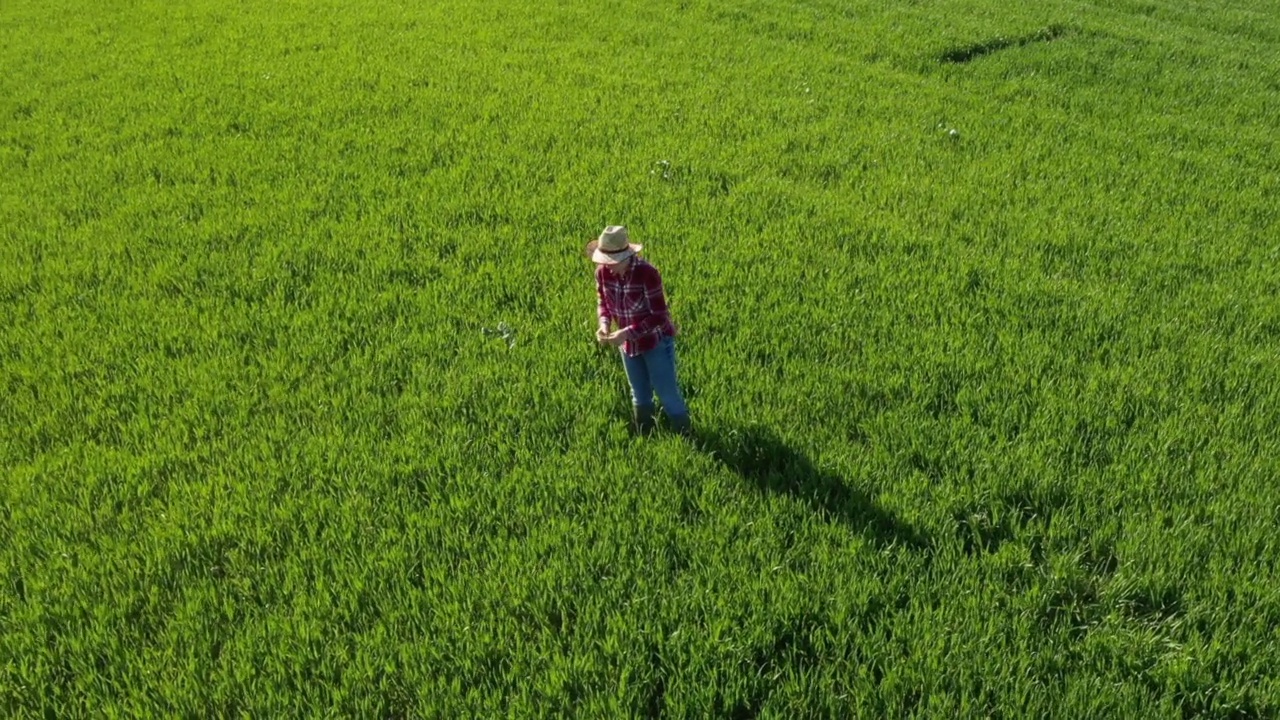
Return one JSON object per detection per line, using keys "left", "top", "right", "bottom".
{"left": 939, "top": 24, "right": 1074, "bottom": 64}
{"left": 692, "top": 425, "right": 930, "bottom": 551}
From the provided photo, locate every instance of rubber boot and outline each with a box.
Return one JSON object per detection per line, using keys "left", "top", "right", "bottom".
{"left": 669, "top": 413, "right": 693, "bottom": 437}
{"left": 633, "top": 405, "right": 657, "bottom": 436}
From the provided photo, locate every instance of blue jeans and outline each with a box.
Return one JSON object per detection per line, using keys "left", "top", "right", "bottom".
{"left": 621, "top": 335, "right": 688, "bottom": 418}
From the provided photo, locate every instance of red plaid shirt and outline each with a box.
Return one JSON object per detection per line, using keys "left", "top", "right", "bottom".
{"left": 596, "top": 257, "right": 677, "bottom": 357}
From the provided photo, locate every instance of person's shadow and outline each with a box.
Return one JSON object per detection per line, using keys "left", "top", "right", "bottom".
{"left": 691, "top": 425, "right": 930, "bottom": 551}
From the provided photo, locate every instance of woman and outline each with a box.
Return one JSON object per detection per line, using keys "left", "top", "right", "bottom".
{"left": 587, "top": 225, "right": 691, "bottom": 436}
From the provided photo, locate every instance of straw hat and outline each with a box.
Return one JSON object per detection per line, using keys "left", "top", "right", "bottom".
{"left": 585, "top": 225, "right": 642, "bottom": 265}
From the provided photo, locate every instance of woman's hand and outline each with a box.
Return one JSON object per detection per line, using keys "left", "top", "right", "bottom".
{"left": 604, "top": 328, "right": 630, "bottom": 347}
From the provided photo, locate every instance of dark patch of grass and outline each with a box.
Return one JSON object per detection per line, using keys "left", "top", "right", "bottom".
{"left": 693, "top": 425, "right": 930, "bottom": 551}
{"left": 1117, "top": 581, "right": 1184, "bottom": 623}
{"left": 955, "top": 487, "right": 1066, "bottom": 556}
{"left": 939, "top": 24, "right": 1071, "bottom": 64}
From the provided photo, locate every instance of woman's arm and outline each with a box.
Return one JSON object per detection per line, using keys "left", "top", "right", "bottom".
{"left": 595, "top": 269, "right": 612, "bottom": 330}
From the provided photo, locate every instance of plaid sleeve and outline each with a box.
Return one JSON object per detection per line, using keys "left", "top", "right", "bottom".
{"left": 595, "top": 268, "right": 611, "bottom": 323}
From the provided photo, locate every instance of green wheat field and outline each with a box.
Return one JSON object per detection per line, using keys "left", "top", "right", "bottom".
{"left": 3, "top": 0, "right": 1279, "bottom": 716}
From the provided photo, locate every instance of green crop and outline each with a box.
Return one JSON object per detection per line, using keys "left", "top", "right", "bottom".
{"left": 3, "top": 0, "right": 1278, "bottom": 716}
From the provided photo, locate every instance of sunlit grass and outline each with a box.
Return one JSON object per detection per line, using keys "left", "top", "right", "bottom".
{"left": 2, "top": 0, "right": 1279, "bottom": 715}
